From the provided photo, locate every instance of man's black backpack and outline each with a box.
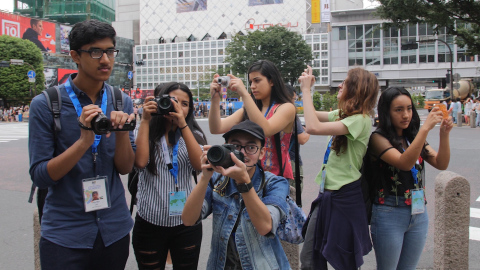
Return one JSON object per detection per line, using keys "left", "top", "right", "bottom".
{"left": 28, "top": 85, "right": 128, "bottom": 223}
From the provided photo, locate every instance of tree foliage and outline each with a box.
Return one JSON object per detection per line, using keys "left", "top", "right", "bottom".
{"left": 374, "top": 0, "right": 480, "bottom": 55}
{"left": 0, "top": 35, "right": 44, "bottom": 105}
{"left": 225, "top": 26, "right": 313, "bottom": 86}
{"left": 312, "top": 91, "right": 339, "bottom": 111}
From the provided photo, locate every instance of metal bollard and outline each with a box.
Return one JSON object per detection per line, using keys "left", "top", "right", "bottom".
{"left": 471, "top": 111, "right": 476, "bottom": 128}
{"left": 457, "top": 112, "right": 463, "bottom": 127}
{"left": 434, "top": 171, "right": 470, "bottom": 270}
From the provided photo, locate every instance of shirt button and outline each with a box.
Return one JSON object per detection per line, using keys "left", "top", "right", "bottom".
{"left": 234, "top": 195, "right": 239, "bottom": 200}
{"left": 97, "top": 218, "right": 100, "bottom": 221}
{"left": 221, "top": 236, "right": 225, "bottom": 241}
{"left": 228, "top": 215, "right": 233, "bottom": 220}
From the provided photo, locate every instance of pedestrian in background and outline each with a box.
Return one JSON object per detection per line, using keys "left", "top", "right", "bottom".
{"left": 299, "top": 66, "right": 378, "bottom": 270}
{"left": 464, "top": 98, "right": 473, "bottom": 125}
{"left": 367, "top": 87, "right": 453, "bottom": 270}
{"left": 452, "top": 97, "right": 460, "bottom": 124}
{"left": 138, "top": 104, "right": 143, "bottom": 120}
{"left": 133, "top": 82, "right": 207, "bottom": 270}
{"left": 475, "top": 99, "right": 480, "bottom": 127}
{"left": 286, "top": 85, "right": 310, "bottom": 191}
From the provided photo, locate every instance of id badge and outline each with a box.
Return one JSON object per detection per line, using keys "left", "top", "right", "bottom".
{"left": 411, "top": 189, "right": 425, "bottom": 215}
{"left": 169, "top": 190, "right": 186, "bottom": 216}
{"left": 82, "top": 176, "right": 110, "bottom": 212}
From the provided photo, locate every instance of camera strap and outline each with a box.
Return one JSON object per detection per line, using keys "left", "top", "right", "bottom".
{"left": 161, "top": 135, "right": 180, "bottom": 190}
{"left": 65, "top": 80, "right": 107, "bottom": 163}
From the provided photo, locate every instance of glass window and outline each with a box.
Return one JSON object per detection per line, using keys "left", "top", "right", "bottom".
{"left": 198, "top": 50, "right": 203, "bottom": 57}
{"left": 204, "top": 50, "right": 210, "bottom": 56}
{"left": 313, "top": 44, "right": 320, "bottom": 51}
{"left": 348, "top": 25, "right": 364, "bottom": 66}
{"left": 383, "top": 25, "right": 398, "bottom": 65}
{"left": 211, "top": 49, "right": 217, "bottom": 56}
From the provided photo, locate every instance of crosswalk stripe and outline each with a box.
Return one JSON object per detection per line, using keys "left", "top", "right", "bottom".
{"left": 470, "top": 227, "right": 480, "bottom": 241}
{"left": 472, "top": 208, "right": 480, "bottom": 219}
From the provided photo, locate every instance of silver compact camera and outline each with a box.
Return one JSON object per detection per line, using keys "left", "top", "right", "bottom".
{"left": 217, "top": 76, "right": 230, "bottom": 87}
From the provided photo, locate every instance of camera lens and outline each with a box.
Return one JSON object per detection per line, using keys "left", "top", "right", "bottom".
{"left": 207, "top": 146, "right": 225, "bottom": 165}
{"left": 159, "top": 97, "right": 171, "bottom": 108}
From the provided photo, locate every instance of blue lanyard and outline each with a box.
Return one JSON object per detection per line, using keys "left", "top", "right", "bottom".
{"left": 403, "top": 139, "right": 419, "bottom": 185}
{"left": 161, "top": 135, "right": 180, "bottom": 188}
{"left": 170, "top": 140, "right": 180, "bottom": 186}
{"left": 323, "top": 137, "right": 334, "bottom": 164}
{"left": 264, "top": 102, "right": 275, "bottom": 117}
{"left": 64, "top": 80, "right": 107, "bottom": 154}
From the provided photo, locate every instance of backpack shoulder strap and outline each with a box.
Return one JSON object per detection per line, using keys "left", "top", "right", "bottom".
{"left": 42, "top": 86, "right": 62, "bottom": 133}
{"left": 109, "top": 85, "right": 124, "bottom": 111}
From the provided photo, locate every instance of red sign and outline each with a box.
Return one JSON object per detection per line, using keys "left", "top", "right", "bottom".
{"left": 0, "top": 11, "right": 56, "bottom": 53}
{"left": 58, "top": 69, "right": 78, "bottom": 85}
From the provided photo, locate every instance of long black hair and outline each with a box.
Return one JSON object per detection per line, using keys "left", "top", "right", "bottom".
{"left": 147, "top": 82, "right": 207, "bottom": 175}
{"left": 376, "top": 87, "right": 426, "bottom": 156}
{"left": 247, "top": 60, "right": 293, "bottom": 109}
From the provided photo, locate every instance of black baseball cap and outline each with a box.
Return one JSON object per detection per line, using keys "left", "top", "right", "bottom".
{"left": 223, "top": 120, "right": 265, "bottom": 146}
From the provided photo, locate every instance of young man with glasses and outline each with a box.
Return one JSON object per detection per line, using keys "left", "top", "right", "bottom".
{"left": 29, "top": 20, "right": 136, "bottom": 270}
{"left": 182, "top": 120, "right": 291, "bottom": 269}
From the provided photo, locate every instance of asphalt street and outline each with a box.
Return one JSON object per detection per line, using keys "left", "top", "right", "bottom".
{"left": 1, "top": 109, "right": 480, "bottom": 269}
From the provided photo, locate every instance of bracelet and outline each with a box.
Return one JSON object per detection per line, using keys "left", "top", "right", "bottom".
{"left": 179, "top": 124, "right": 188, "bottom": 130}
{"left": 77, "top": 118, "right": 93, "bottom": 130}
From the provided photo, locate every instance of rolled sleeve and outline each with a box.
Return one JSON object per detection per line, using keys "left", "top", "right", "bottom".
{"left": 29, "top": 94, "right": 57, "bottom": 188}
{"left": 267, "top": 205, "right": 282, "bottom": 235}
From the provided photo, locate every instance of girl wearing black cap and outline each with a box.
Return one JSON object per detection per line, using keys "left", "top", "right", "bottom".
{"left": 208, "top": 60, "right": 296, "bottom": 181}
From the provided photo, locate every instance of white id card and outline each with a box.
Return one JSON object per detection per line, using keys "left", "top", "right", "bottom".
{"left": 82, "top": 176, "right": 110, "bottom": 212}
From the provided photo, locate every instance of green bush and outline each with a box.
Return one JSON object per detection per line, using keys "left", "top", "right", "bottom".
{"left": 411, "top": 94, "right": 425, "bottom": 108}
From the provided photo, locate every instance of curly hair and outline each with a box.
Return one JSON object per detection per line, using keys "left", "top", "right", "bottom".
{"left": 331, "top": 67, "right": 379, "bottom": 154}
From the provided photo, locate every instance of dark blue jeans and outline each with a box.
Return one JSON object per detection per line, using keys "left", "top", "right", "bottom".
{"left": 39, "top": 232, "right": 130, "bottom": 270}
{"left": 132, "top": 214, "right": 202, "bottom": 270}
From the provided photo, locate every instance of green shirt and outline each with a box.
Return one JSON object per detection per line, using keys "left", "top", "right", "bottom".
{"left": 314, "top": 110, "right": 371, "bottom": 190}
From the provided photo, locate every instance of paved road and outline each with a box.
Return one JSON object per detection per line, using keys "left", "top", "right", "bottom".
{"left": 1, "top": 111, "right": 480, "bottom": 269}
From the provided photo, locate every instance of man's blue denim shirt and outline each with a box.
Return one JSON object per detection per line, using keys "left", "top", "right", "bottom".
{"left": 29, "top": 75, "right": 135, "bottom": 248}
{"left": 201, "top": 165, "right": 291, "bottom": 270}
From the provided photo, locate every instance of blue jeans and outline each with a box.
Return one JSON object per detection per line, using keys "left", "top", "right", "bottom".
{"left": 370, "top": 197, "right": 428, "bottom": 270}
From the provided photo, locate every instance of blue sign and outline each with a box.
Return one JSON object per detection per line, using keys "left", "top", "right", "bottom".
{"left": 27, "top": 70, "right": 36, "bottom": 78}
{"left": 127, "top": 71, "right": 133, "bottom": 80}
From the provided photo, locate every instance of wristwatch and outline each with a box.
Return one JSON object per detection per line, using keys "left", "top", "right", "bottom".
{"left": 236, "top": 181, "right": 253, "bottom": 193}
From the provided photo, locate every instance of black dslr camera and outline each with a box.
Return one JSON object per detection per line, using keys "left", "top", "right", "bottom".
{"left": 152, "top": 95, "right": 177, "bottom": 115}
{"left": 207, "top": 144, "right": 245, "bottom": 168}
{"left": 91, "top": 113, "right": 136, "bottom": 135}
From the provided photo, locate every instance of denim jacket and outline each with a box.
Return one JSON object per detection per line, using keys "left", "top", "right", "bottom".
{"left": 201, "top": 165, "right": 291, "bottom": 270}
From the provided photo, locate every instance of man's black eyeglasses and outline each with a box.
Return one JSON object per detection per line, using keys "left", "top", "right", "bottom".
{"left": 232, "top": 144, "right": 260, "bottom": 155}
{"left": 77, "top": 49, "right": 119, "bottom": 59}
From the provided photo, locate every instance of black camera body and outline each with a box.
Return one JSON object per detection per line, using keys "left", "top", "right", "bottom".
{"left": 152, "top": 95, "right": 177, "bottom": 115}
{"left": 207, "top": 144, "right": 245, "bottom": 168}
{"left": 91, "top": 113, "right": 136, "bottom": 135}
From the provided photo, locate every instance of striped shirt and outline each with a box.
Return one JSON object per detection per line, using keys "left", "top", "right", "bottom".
{"left": 137, "top": 137, "right": 200, "bottom": 227}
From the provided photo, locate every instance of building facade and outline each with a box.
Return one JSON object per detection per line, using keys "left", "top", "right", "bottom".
{"left": 330, "top": 8, "right": 479, "bottom": 92}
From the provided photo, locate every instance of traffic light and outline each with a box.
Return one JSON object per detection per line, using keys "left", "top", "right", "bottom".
{"left": 446, "top": 73, "right": 451, "bottom": 84}
{"left": 401, "top": 42, "right": 419, "bottom": 50}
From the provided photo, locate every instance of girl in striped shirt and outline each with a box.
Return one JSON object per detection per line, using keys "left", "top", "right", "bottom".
{"left": 132, "top": 82, "right": 207, "bottom": 270}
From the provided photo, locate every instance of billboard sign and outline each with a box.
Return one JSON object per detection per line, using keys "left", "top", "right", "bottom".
{"left": 248, "top": 0, "right": 283, "bottom": 6}
{"left": 0, "top": 11, "right": 56, "bottom": 53}
{"left": 176, "top": 0, "right": 207, "bottom": 13}
{"left": 60, "top": 25, "right": 72, "bottom": 54}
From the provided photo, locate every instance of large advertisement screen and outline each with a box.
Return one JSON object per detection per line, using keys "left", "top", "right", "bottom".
{"left": 0, "top": 11, "right": 56, "bottom": 53}
{"left": 60, "top": 25, "right": 72, "bottom": 54}
{"left": 248, "top": 0, "right": 283, "bottom": 6}
{"left": 176, "top": 0, "right": 207, "bottom": 13}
